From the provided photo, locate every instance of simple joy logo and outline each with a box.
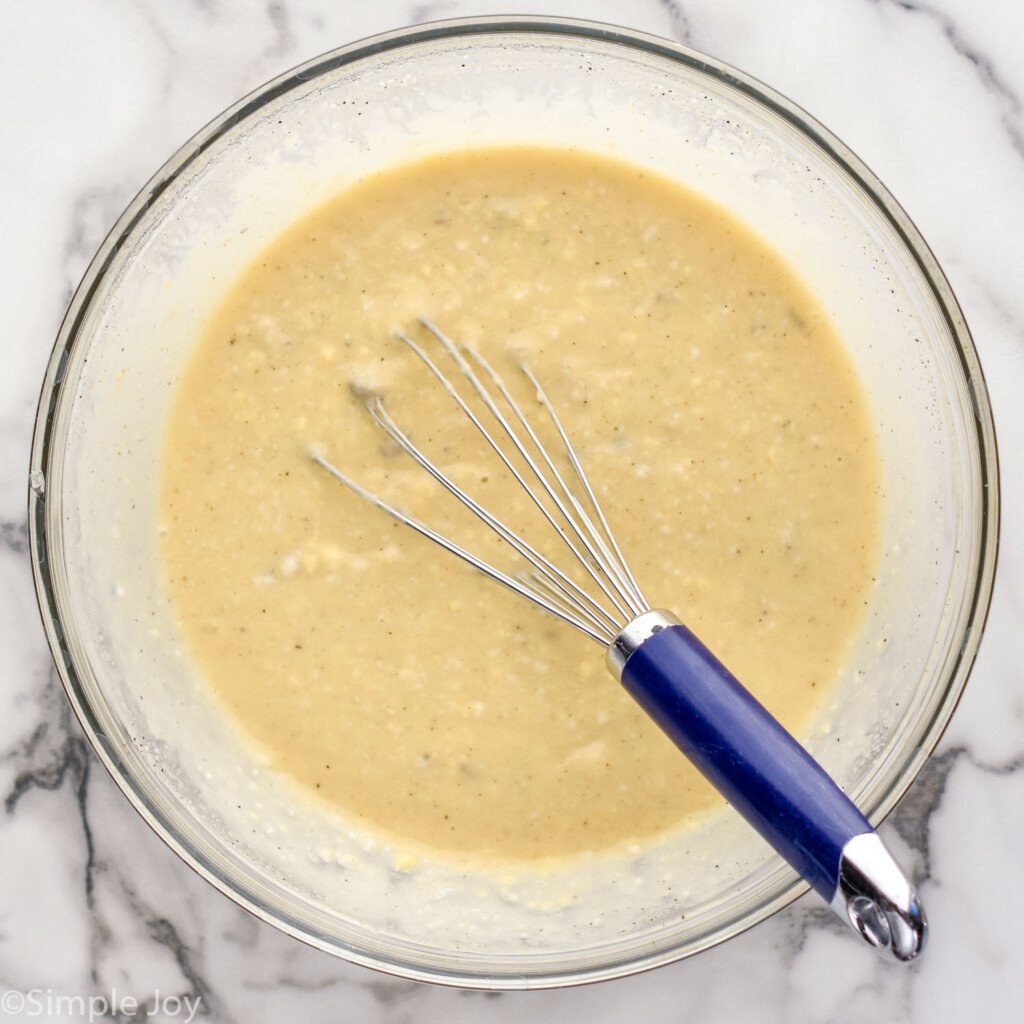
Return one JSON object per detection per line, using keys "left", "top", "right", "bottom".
{"left": 1, "top": 988, "right": 202, "bottom": 1022}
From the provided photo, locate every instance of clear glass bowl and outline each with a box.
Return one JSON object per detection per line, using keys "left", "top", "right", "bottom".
{"left": 28, "top": 17, "right": 998, "bottom": 987}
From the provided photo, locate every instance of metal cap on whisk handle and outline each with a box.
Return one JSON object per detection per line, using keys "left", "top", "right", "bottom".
{"left": 315, "top": 318, "right": 927, "bottom": 961}
{"left": 609, "top": 610, "right": 926, "bottom": 961}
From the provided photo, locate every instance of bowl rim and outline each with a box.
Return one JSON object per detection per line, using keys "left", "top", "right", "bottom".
{"left": 27, "top": 14, "right": 1001, "bottom": 988}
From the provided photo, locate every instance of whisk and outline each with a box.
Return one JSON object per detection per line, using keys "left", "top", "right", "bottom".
{"left": 313, "top": 318, "right": 927, "bottom": 961}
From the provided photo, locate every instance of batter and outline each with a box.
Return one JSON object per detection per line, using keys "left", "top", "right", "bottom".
{"left": 160, "top": 147, "right": 880, "bottom": 862}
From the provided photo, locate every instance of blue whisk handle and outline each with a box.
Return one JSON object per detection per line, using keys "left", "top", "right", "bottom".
{"left": 609, "top": 611, "right": 927, "bottom": 961}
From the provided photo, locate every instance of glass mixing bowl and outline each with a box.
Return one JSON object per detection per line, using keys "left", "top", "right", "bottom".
{"left": 29, "top": 17, "right": 998, "bottom": 987}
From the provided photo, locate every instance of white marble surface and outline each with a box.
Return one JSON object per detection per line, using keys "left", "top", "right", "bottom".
{"left": 2, "top": 0, "right": 1022, "bottom": 1020}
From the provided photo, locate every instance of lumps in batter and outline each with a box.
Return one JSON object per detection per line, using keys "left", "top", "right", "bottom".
{"left": 161, "top": 147, "right": 880, "bottom": 863}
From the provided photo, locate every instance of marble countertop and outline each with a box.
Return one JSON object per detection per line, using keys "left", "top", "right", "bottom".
{"left": 2, "top": 0, "right": 1022, "bottom": 1020}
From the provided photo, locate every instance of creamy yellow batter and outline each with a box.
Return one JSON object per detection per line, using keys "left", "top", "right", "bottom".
{"left": 160, "top": 147, "right": 880, "bottom": 863}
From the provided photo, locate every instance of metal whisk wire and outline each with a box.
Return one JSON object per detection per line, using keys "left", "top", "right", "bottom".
{"left": 311, "top": 318, "right": 647, "bottom": 644}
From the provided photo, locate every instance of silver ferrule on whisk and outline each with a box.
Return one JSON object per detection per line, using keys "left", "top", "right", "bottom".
{"left": 606, "top": 609, "right": 681, "bottom": 681}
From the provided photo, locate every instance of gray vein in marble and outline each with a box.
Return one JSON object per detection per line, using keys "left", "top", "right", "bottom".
{"left": 86, "top": 897, "right": 219, "bottom": 1024}
{"left": 655, "top": 0, "right": 693, "bottom": 44}
{"left": 3, "top": 672, "right": 99, "bottom": 948}
{"left": 883, "top": 742, "right": 1024, "bottom": 890}
{"left": 875, "top": 0, "right": 1024, "bottom": 160}
{"left": 878, "top": 742, "right": 1022, "bottom": 978}
{"left": 5, "top": 723, "right": 89, "bottom": 824}
{"left": 248, "top": 968, "right": 421, "bottom": 1009}
{"left": 123, "top": 4, "right": 178, "bottom": 133}
{"left": 145, "top": 917, "right": 219, "bottom": 1021}
{"left": 4, "top": 705, "right": 96, "bottom": 902}
{"left": 2, "top": 668, "right": 219, "bottom": 1019}
{"left": 410, "top": 2, "right": 458, "bottom": 26}
{"left": 884, "top": 746, "right": 963, "bottom": 879}
{"left": 359, "top": 978, "right": 426, "bottom": 1007}
{"left": 0, "top": 519, "right": 28, "bottom": 554}
{"left": 265, "top": 1, "right": 296, "bottom": 59}
{"left": 61, "top": 185, "right": 139, "bottom": 306}
{"left": 959, "top": 746, "right": 1024, "bottom": 777}
{"left": 784, "top": 901, "right": 850, "bottom": 954}
{"left": 92, "top": 800, "right": 233, "bottom": 1020}
{"left": 218, "top": 910, "right": 263, "bottom": 952}
{"left": 245, "top": 974, "right": 341, "bottom": 993}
